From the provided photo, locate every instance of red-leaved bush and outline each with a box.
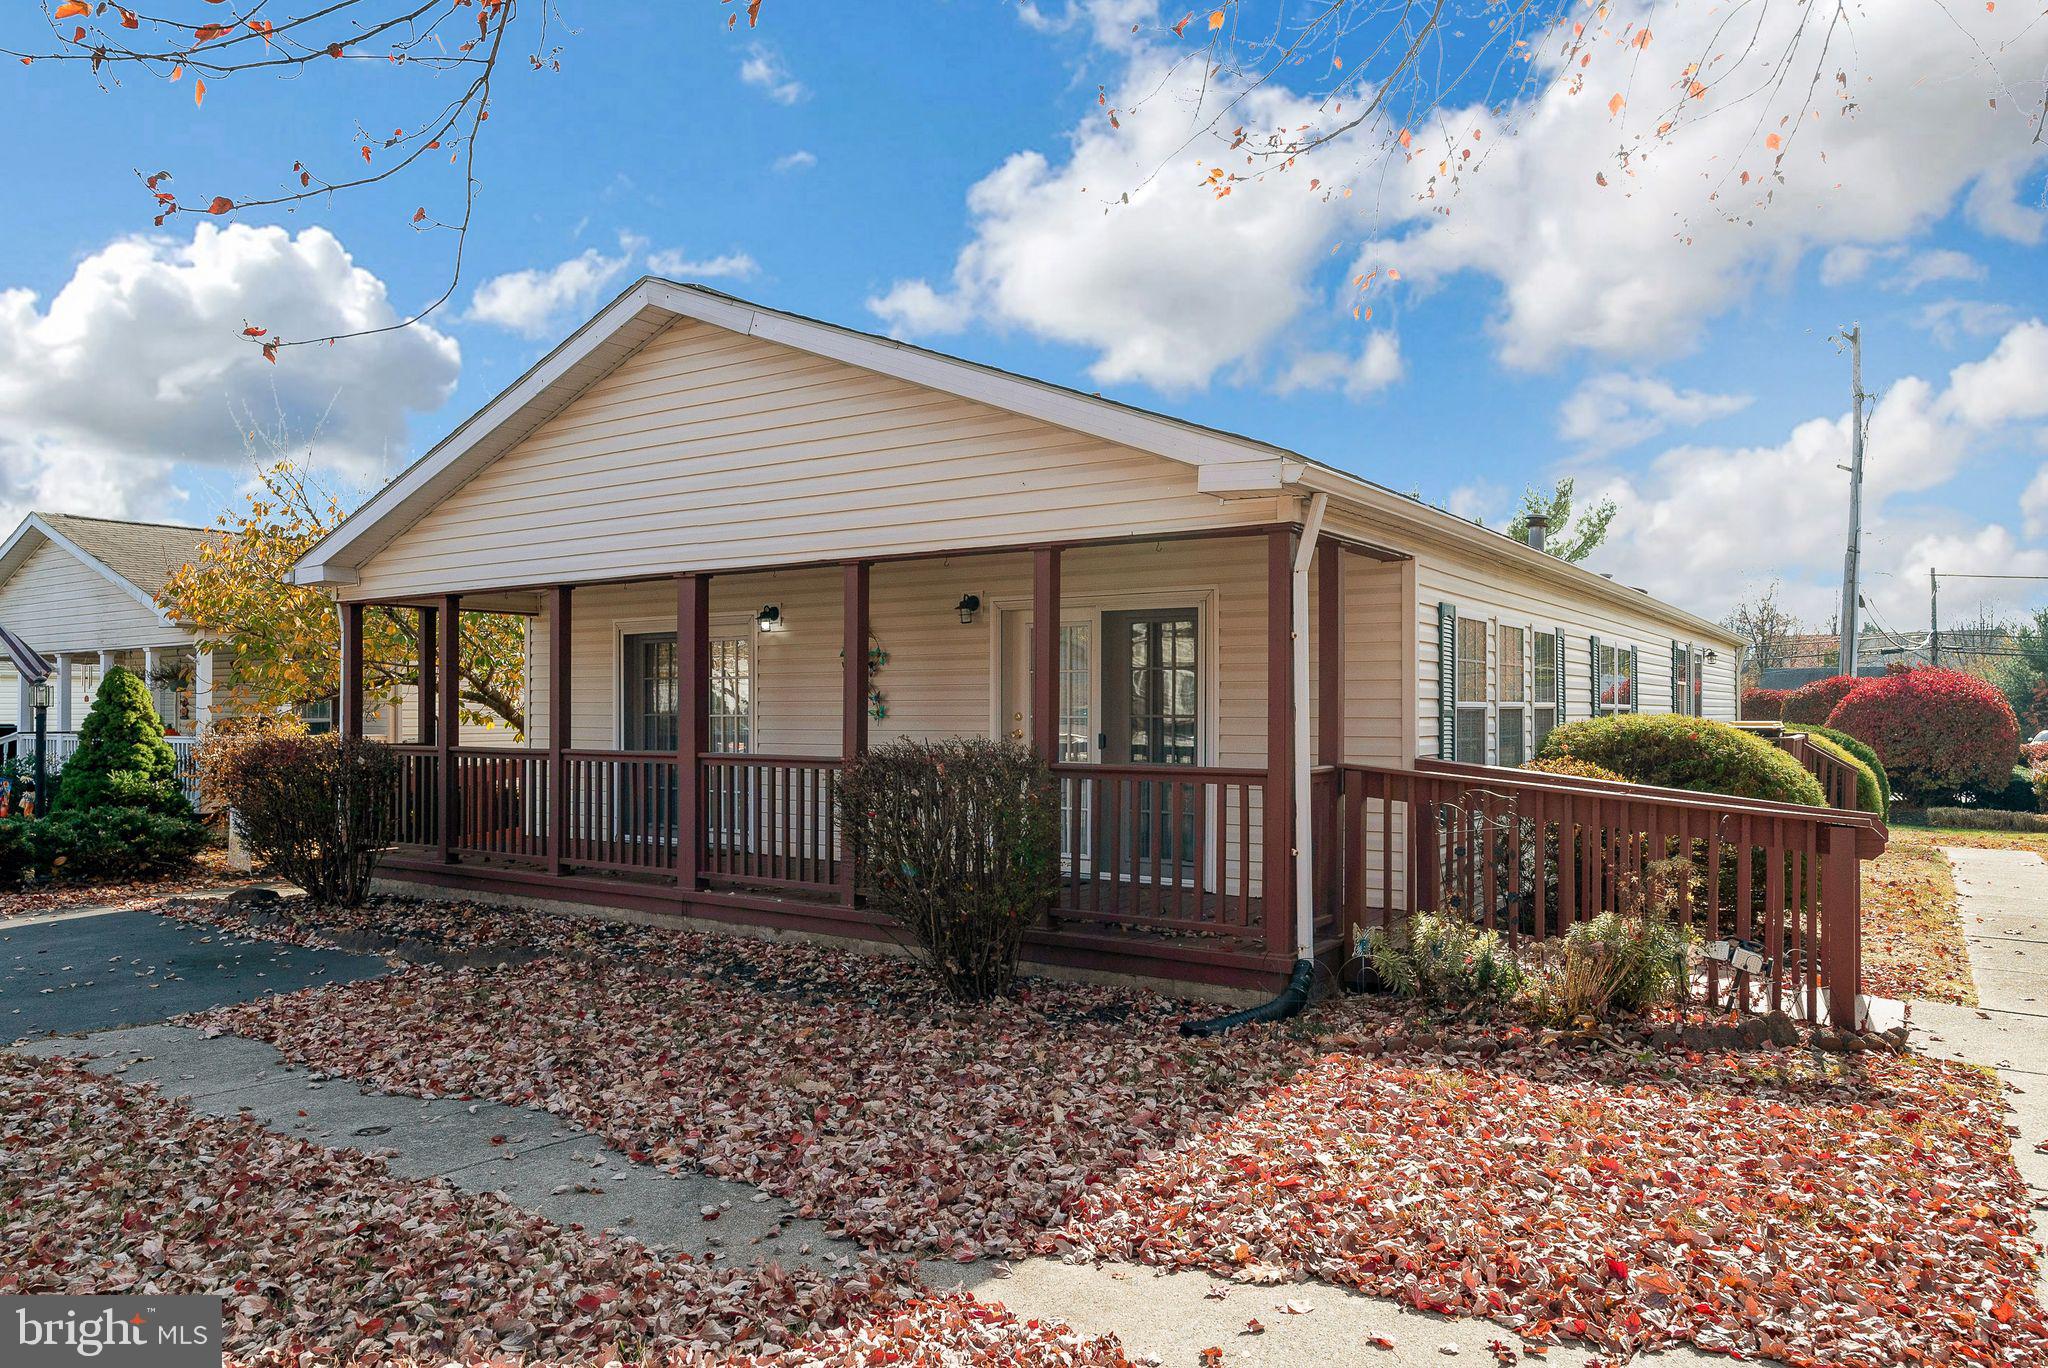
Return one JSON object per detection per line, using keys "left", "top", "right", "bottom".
{"left": 1739, "top": 686, "right": 1792, "bottom": 721}
{"left": 1825, "top": 667, "right": 2019, "bottom": 803}
{"left": 1783, "top": 674, "right": 1864, "bottom": 726}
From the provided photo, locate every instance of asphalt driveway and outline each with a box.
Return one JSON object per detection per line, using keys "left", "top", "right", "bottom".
{"left": 1, "top": 907, "right": 389, "bottom": 1042}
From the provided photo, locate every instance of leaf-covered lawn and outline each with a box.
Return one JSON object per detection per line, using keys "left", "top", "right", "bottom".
{"left": 0, "top": 848, "right": 260, "bottom": 920}
{"left": 1862, "top": 829, "right": 1977, "bottom": 1005}
{"left": 180, "top": 897, "right": 2048, "bottom": 1367}
{"left": 0, "top": 1051, "right": 1130, "bottom": 1366}
{"left": 1060, "top": 1049, "right": 2047, "bottom": 1365}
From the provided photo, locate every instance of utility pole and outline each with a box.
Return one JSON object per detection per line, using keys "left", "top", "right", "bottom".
{"left": 1835, "top": 324, "right": 1867, "bottom": 680}
{"left": 1929, "top": 567, "right": 1940, "bottom": 668}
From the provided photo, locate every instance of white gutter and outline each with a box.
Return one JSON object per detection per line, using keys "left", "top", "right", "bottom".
{"left": 1291, "top": 492, "right": 1328, "bottom": 962}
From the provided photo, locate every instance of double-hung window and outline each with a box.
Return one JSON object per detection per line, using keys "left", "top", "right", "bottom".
{"left": 1673, "top": 643, "right": 1706, "bottom": 716}
{"left": 1532, "top": 629, "right": 1559, "bottom": 749}
{"left": 1498, "top": 626, "right": 1529, "bottom": 766}
{"left": 1596, "top": 641, "right": 1635, "bottom": 716}
{"left": 1455, "top": 617, "right": 1490, "bottom": 764}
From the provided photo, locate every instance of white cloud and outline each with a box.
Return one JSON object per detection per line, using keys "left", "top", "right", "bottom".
{"left": 1570, "top": 320, "right": 2048, "bottom": 625}
{"left": 869, "top": 51, "right": 1341, "bottom": 391}
{"left": 644, "top": 248, "right": 759, "bottom": 281}
{"left": 1916, "top": 298, "right": 2019, "bottom": 347}
{"left": 875, "top": 0, "right": 2047, "bottom": 385}
{"left": 467, "top": 245, "right": 633, "bottom": 337}
{"left": 1272, "top": 334, "right": 1403, "bottom": 398}
{"left": 1557, "top": 374, "right": 1751, "bottom": 457}
{"left": 739, "top": 45, "right": 806, "bottom": 105}
{"left": 2021, "top": 466, "right": 2048, "bottom": 540}
{"left": 772, "top": 149, "right": 817, "bottom": 173}
{"left": 1372, "top": 1, "right": 2048, "bottom": 368}
{"left": 0, "top": 223, "right": 458, "bottom": 529}
{"left": 1818, "top": 244, "right": 1985, "bottom": 291}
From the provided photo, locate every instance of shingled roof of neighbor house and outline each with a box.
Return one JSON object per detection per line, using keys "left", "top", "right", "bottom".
{"left": 30, "top": 513, "right": 216, "bottom": 599}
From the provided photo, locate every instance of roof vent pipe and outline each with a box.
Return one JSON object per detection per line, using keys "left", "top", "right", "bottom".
{"left": 1525, "top": 513, "right": 1549, "bottom": 552}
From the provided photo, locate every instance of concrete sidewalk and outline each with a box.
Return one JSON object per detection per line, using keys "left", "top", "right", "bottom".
{"left": 19, "top": 1024, "right": 854, "bottom": 1274}
{"left": 1909, "top": 847, "right": 2048, "bottom": 1300}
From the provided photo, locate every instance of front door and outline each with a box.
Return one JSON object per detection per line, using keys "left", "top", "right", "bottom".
{"left": 1101, "top": 609, "right": 1200, "bottom": 881}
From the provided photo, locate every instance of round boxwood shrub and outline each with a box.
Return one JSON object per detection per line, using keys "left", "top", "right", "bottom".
{"left": 1740, "top": 686, "right": 1793, "bottom": 721}
{"left": 1825, "top": 667, "right": 2019, "bottom": 804}
{"left": 1798, "top": 732, "right": 1886, "bottom": 817}
{"left": 55, "top": 666, "right": 190, "bottom": 817}
{"left": 1802, "top": 723, "right": 1891, "bottom": 815}
{"left": 1535, "top": 714, "right": 1826, "bottom": 807}
{"left": 1782, "top": 674, "right": 1864, "bottom": 726}
{"left": 1522, "top": 755, "right": 1629, "bottom": 784}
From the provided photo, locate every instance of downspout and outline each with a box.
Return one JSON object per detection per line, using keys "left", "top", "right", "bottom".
{"left": 1181, "top": 492, "right": 1328, "bottom": 1037}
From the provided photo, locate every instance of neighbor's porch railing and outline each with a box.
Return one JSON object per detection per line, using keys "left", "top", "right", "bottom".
{"left": 1323, "top": 759, "right": 1885, "bottom": 1027}
{"left": 0, "top": 730, "right": 200, "bottom": 809}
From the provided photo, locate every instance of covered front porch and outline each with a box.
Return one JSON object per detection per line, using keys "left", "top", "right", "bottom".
{"left": 343, "top": 524, "right": 1389, "bottom": 992}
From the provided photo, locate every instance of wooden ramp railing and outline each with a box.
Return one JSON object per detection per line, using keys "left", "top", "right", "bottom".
{"left": 1325, "top": 760, "right": 1887, "bottom": 1028}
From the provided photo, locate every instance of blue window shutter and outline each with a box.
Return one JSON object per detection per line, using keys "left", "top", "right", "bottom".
{"left": 1437, "top": 603, "right": 1457, "bottom": 758}
{"left": 1630, "top": 645, "right": 1642, "bottom": 712}
{"left": 1590, "top": 634, "right": 1601, "bottom": 714}
{"left": 1672, "top": 642, "right": 1684, "bottom": 713}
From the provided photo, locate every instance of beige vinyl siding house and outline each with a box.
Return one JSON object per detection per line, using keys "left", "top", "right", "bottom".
{"left": 290, "top": 279, "right": 1882, "bottom": 1017}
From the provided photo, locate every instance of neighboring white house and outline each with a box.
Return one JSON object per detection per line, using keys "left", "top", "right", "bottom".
{"left": 0, "top": 514, "right": 222, "bottom": 761}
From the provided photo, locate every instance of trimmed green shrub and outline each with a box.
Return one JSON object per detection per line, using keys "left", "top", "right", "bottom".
{"left": 1783, "top": 675, "right": 1864, "bottom": 726}
{"left": 1800, "top": 732, "right": 1886, "bottom": 817}
{"left": 1535, "top": 714, "right": 1826, "bottom": 807}
{"left": 837, "top": 737, "right": 1059, "bottom": 1001}
{"left": 1523, "top": 755, "right": 1630, "bottom": 784}
{"left": 1804, "top": 724, "right": 1891, "bottom": 815}
{"left": 204, "top": 730, "right": 398, "bottom": 907}
{"left": 1953, "top": 766, "right": 2038, "bottom": 812}
{"left": 1826, "top": 667, "right": 2020, "bottom": 804}
{"left": 39, "top": 808, "right": 206, "bottom": 880}
{"left": 1365, "top": 910, "right": 1523, "bottom": 1010}
{"left": 54, "top": 666, "right": 189, "bottom": 817}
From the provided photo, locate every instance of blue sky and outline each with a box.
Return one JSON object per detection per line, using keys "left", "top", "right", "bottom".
{"left": 2, "top": 0, "right": 2044, "bottom": 634}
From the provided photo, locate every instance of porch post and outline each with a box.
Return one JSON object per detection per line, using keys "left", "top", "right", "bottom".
{"left": 418, "top": 606, "right": 438, "bottom": 745}
{"left": 192, "top": 643, "right": 215, "bottom": 736}
{"left": 1030, "top": 546, "right": 1061, "bottom": 759}
{"left": 339, "top": 601, "right": 364, "bottom": 740}
{"left": 675, "top": 574, "right": 709, "bottom": 896}
{"left": 840, "top": 560, "right": 870, "bottom": 905}
{"left": 1264, "top": 526, "right": 1298, "bottom": 958}
{"left": 436, "top": 595, "right": 460, "bottom": 863}
{"left": 54, "top": 655, "right": 72, "bottom": 732}
{"left": 547, "top": 586, "right": 572, "bottom": 877}
{"left": 1317, "top": 541, "right": 1344, "bottom": 767}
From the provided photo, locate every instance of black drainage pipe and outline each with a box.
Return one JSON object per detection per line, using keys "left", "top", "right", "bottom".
{"left": 1178, "top": 959, "right": 1316, "bottom": 1037}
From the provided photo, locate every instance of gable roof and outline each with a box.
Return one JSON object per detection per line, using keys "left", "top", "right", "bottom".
{"left": 289, "top": 278, "right": 1743, "bottom": 648}
{"left": 0, "top": 513, "right": 215, "bottom": 622}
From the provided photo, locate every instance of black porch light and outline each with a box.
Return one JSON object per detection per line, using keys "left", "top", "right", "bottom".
{"left": 955, "top": 594, "right": 981, "bottom": 625}
{"left": 757, "top": 604, "right": 783, "bottom": 632}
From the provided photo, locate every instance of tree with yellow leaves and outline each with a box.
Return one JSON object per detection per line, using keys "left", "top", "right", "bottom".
{"left": 160, "top": 460, "right": 525, "bottom": 734}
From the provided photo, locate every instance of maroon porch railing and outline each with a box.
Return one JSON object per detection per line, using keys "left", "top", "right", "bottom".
{"left": 451, "top": 747, "right": 549, "bottom": 861}
{"left": 1046, "top": 763, "right": 1269, "bottom": 946}
{"left": 1775, "top": 733, "right": 1863, "bottom": 812}
{"left": 1326, "top": 760, "right": 1885, "bottom": 1026}
{"left": 389, "top": 745, "right": 440, "bottom": 847}
{"left": 561, "top": 750, "right": 679, "bottom": 874}
{"left": 699, "top": 753, "right": 842, "bottom": 896}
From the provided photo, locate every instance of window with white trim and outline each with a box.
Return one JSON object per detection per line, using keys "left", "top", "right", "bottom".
{"left": 1498, "top": 626, "right": 1529, "bottom": 767}
{"left": 1532, "top": 629, "right": 1559, "bottom": 750}
{"left": 1596, "top": 641, "right": 1634, "bottom": 716}
{"left": 1455, "top": 616, "right": 1490, "bottom": 764}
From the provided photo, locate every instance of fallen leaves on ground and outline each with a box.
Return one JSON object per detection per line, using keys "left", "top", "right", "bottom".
{"left": 1060, "top": 1048, "right": 2048, "bottom": 1366}
{"left": 1861, "top": 829, "right": 1976, "bottom": 1005}
{"left": 0, "top": 848, "right": 261, "bottom": 921}
{"left": 0, "top": 1051, "right": 1130, "bottom": 1366}
{"left": 179, "top": 895, "right": 2048, "bottom": 1366}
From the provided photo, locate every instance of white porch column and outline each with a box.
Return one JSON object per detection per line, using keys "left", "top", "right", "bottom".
{"left": 55, "top": 654, "right": 73, "bottom": 732}
{"left": 193, "top": 644, "right": 216, "bottom": 735}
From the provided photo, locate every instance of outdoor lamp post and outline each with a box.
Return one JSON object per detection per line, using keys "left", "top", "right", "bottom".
{"left": 28, "top": 679, "right": 51, "bottom": 815}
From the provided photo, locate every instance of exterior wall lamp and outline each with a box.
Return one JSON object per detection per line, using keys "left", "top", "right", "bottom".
{"left": 757, "top": 604, "right": 782, "bottom": 632}
{"left": 28, "top": 681, "right": 51, "bottom": 711}
{"left": 955, "top": 594, "right": 981, "bottom": 625}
